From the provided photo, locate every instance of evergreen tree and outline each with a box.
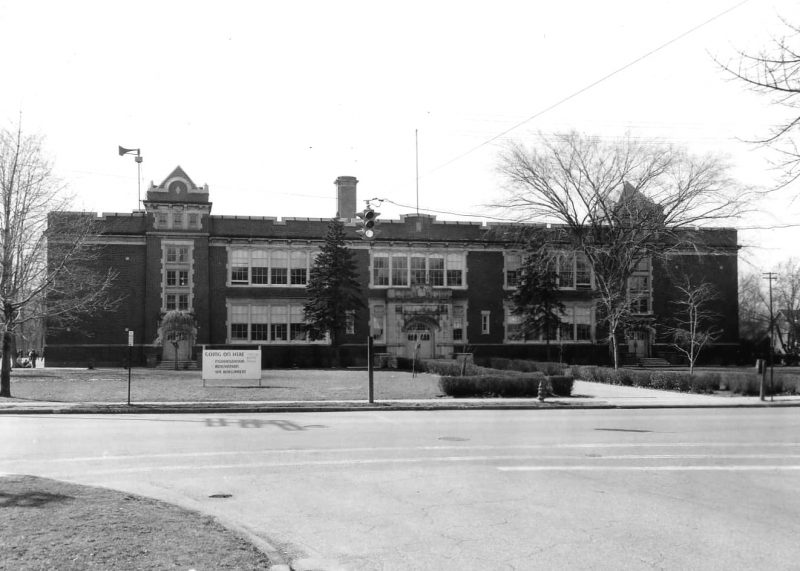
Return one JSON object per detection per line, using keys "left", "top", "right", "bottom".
{"left": 511, "top": 237, "right": 566, "bottom": 361}
{"left": 303, "top": 218, "right": 364, "bottom": 366}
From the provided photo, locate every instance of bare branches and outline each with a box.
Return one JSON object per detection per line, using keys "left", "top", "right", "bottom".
{"left": 716, "top": 16, "right": 800, "bottom": 187}
{"left": 0, "top": 122, "right": 118, "bottom": 396}
{"left": 666, "top": 279, "right": 721, "bottom": 374}
{"left": 495, "top": 131, "right": 745, "bottom": 368}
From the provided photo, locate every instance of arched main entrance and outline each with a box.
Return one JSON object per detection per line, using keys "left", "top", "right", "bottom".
{"left": 406, "top": 322, "right": 434, "bottom": 360}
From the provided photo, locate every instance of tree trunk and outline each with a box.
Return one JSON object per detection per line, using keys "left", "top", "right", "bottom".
{"left": 0, "top": 330, "right": 11, "bottom": 397}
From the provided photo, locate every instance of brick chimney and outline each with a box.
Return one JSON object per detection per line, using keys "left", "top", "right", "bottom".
{"left": 335, "top": 176, "right": 358, "bottom": 220}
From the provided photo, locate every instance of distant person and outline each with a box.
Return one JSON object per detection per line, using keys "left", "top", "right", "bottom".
{"left": 29, "top": 349, "right": 38, "bottom": 368}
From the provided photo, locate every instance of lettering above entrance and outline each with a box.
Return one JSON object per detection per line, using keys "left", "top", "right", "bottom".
{"left": 388, "top": 285, "right": 452, "bottom": 301}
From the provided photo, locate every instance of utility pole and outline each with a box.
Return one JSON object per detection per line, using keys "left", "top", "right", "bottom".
{"left": 763, "top": 272, "right": 777, "bottom": 402}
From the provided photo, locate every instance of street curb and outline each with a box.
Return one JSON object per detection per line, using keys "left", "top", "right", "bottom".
{"left": 1, "top": 401, "right": 799, "bottom": 415}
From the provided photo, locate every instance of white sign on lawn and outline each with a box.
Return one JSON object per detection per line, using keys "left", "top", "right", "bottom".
{"left": 202, "top": 348, "right": 262, "bottom": 383}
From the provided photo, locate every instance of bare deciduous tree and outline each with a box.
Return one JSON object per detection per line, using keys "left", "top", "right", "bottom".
{"left": 739, "top": 269, "right": 768, "bottom": 343}
{"left": 773, "top": 259, "right": 800, "bottom": 361}
{"left": 495, "top": 131, "right": 747, "bottom": 368}
{"left": 0, "top": 123, "right": 119, "bottom": 397}
{"left": 717, "top": 16, "right": 800, "bottom": 187}
{"left": 666, "top": 279, "right": 721, "bottom": 374}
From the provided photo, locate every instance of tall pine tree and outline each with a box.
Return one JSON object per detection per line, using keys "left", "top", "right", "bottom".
{"left": 511, "top": 237, "right": 566, "bottom": 361}
{"left": 303, "top": 218, "right": 364, "bottom": 367}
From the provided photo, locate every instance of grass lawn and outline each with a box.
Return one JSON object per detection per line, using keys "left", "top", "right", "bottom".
{"left": 0, "top": 475, "right": 273, "bottom": 570}
{"left": 2, "top": 367, "right": 444, "bottom": 403}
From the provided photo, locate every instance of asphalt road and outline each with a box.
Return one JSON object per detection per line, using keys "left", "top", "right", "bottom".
{"left": 2, "top": 408, "right": 800, "bottom": 571}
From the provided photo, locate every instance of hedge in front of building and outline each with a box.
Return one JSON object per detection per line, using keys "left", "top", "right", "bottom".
{"left": 438, "top": 372, "right": 573, "bottom": 398}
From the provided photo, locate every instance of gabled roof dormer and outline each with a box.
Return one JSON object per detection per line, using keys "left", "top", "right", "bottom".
{"left": 145, "top": 166, "right": 210, "bottom": 205}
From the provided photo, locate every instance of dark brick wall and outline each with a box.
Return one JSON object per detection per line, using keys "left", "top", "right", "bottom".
{"left": 465, "top": 250, "right": 506, "bottom": 344}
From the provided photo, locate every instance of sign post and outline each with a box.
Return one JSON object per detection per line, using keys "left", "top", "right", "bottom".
{"left": 127, "top": 330, "right": 134, "bottom": 406}
{"left": 367, "top": 336, "right": 374, "bottom": 403}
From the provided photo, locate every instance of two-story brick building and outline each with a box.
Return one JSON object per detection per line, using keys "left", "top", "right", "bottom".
{"left": 44, "top": 167, "right": 740, "bottom": 367}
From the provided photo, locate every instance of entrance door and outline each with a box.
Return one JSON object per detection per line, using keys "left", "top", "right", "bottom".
{"left": 406, "top": 323, "right": 434, "bottom": 359}
{"left": 627, "top": 330, "right": 648, "bottom": 358}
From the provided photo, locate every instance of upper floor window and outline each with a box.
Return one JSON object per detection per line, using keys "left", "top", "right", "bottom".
{"left": 229, "top": 248, "right": 315, "bottom": 287}
{"left": 505, "top": 253, "right": 522, "bottom": 288}
{"left": 188, "top": 213, "right": 199, "bottom": 229}
{"left": 557, "top": 252, "right": 593, "bottom": 290}
{"left": 166, "top": 246, "right": 190, "bottom": 264}
{"left": 372, "top": 251, "right": 465, "bottom": 288}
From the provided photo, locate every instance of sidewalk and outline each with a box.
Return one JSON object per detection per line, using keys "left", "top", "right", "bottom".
{"left": 1, "top": 380, "right": 798, "bottom": 414}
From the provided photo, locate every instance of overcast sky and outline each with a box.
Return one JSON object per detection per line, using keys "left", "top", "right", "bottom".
{"left": 0, "top": 0, "right": 796, "bottom": 272}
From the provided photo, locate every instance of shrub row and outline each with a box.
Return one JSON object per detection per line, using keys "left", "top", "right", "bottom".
{"left": 569, "top": 365, "right": 721, "bottom": 394}
{"left": 438, "top": 373, "right": 573, "bottom": 398}
{"left": 722, "top": 372, "right": 800, "bottom": 396}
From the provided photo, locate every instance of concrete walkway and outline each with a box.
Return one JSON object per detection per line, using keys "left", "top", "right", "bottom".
{"left": 0, "top": 380, "right": 797, "bottom": 414}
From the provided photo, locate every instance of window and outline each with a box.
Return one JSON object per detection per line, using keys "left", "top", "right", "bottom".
{"left": 506, "top": 312, "right": 523, "bottom": 341}
{"left": 411, "top": 256, "right": 427, "bottom": 285}
{"left": 558, "top": 253, "right": 574, "bottom": 288}
{"left": 506, "top": 253, "right": 522, "bottom": 288}
{"left": 157, "top": 212, "right": 168, "bottom": 228}
{"left": 231, "top": 250, "right": 249, "bottom": 284}
{"left": 429, "top": 256, "right": 444, "bottom": 286}
{"left": 374, "top": 255, "right": 389, "bottom": 286}
{"left": 251, "top": 306, "right": 269, "bottom": 341}
{"left": 231, "top": 306, "right": 249, "bottom": 340}
{"left": 575, "top": 307, "right": 592, "bottom": 340}
{"left": 576, "top": 256, "right": 591, "bottom": 289}
{"left": 290, "top": 251, "right": 307, "bottom": 285}
{"left": 188, "top": 213, "right": 199, "bottom": 229}
{"left": 481, "top": 311, "right": 490, "bottom": 334}
{"left": 391, "top": 255, "right": 408, "bottom": 286}
{"left": 228, "top": 249, "right": 314, "bottom": 286}
{"left": 270, "top": 305, "right": 288, "bottom": 340}
{"left": 446, "top": 254, "right": 463, "bottom": 287}
{"left": 171, "top": 213, "right": 183, "bottom": 229}
{"left": 164, "top": 243, "right": 193, "bottom": 312}
{"left": 167, "top": 246, "right": 189, "bottom": 263}
{"left": 371, "top": 252, "right": 465, "bottom": 288}
{"left": 271, "top": 251, "right": 288, "bottom": 285}
{"left": 505, "top": 305, "right": 593, "bottom": 343}
{"left": 453, "top": 306, "right": 465, "bottom": 342}
{"left": 371, "top": 304, "right": 385, "bottom": 342}
{"left": 346, "top": 310, "right": 355, "bottom": 335}
{"left": 251, "top": 251, "right": 269, "bottom": 284}
{"left": 290, "top": 306, "right": 306, "bottom": 340}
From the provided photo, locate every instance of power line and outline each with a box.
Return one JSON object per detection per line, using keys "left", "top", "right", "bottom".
{"left": 413, "top": 0, "right": 753, "bottom": 183}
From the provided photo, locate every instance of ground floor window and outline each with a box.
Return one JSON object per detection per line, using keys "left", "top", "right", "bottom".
{"left": 504, "top": 304, "right": 594, "bottom": 343}
{"left": 228, "top": 301, "right": 321, "bottom": 344}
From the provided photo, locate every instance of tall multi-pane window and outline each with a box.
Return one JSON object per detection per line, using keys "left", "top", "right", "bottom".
{"left": 371, "top": 251, "right": 466, "bottom": 288}
{"left": 164, "top": 243, "right": 193, "bottom": 312}
{"left": 505, "top": 305, "right": 593, "bottom": 343}
{"left": 290, "top": 306, "right": 306, "bottom": 340}
{"left": 576, "top": 256, "right": 591, "bottom": 289}
{"left": 290, "top": 251, "right": 308, "bottom": 285}
{"left": 558, "top": 253, "right": 574, "bottom": 288}
{"left": 231, "top": 306, "right": 249, "bottom": 340}
{"left": 453, "top": 306, "right": 465, "bottom": 342}
{"left": 228, "top": 302, "right": 319, "bottom": 344}
{"left": 251, "top": 306, "right": 269, "bottom": 341}
{"left": 392, "top": 255, "right": 408, "bottom": 286}
{"left": 506, "top": 253, "right": 522, "bottom": 288}
{"left": 374, "top": 255, "right": 389, "bottom": 286}
{"left": 229, "top": 249, "right": 315, "bottom": 286}
{"left": 371, "top": 304, "right": 386, "bottom": 342}
{"left": 271, "top": 251, "right": 288, "bottom": 285}
{"left": 446, "top": 254, "right": 463, "bottom": 287}
{"left": 251, "top": 251, "right": 269, "bottom": 284}
{"left": 270, "top": 305, "right": 288, "bottom": 341}
{"left": 429, "top": 256, "right": 444, "bottom": 286}
{"left": 410, "top": 256, "right": 427, "bottom": 285}
{"left": 231, "top": 250, "right": 249, "bottom": 284}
